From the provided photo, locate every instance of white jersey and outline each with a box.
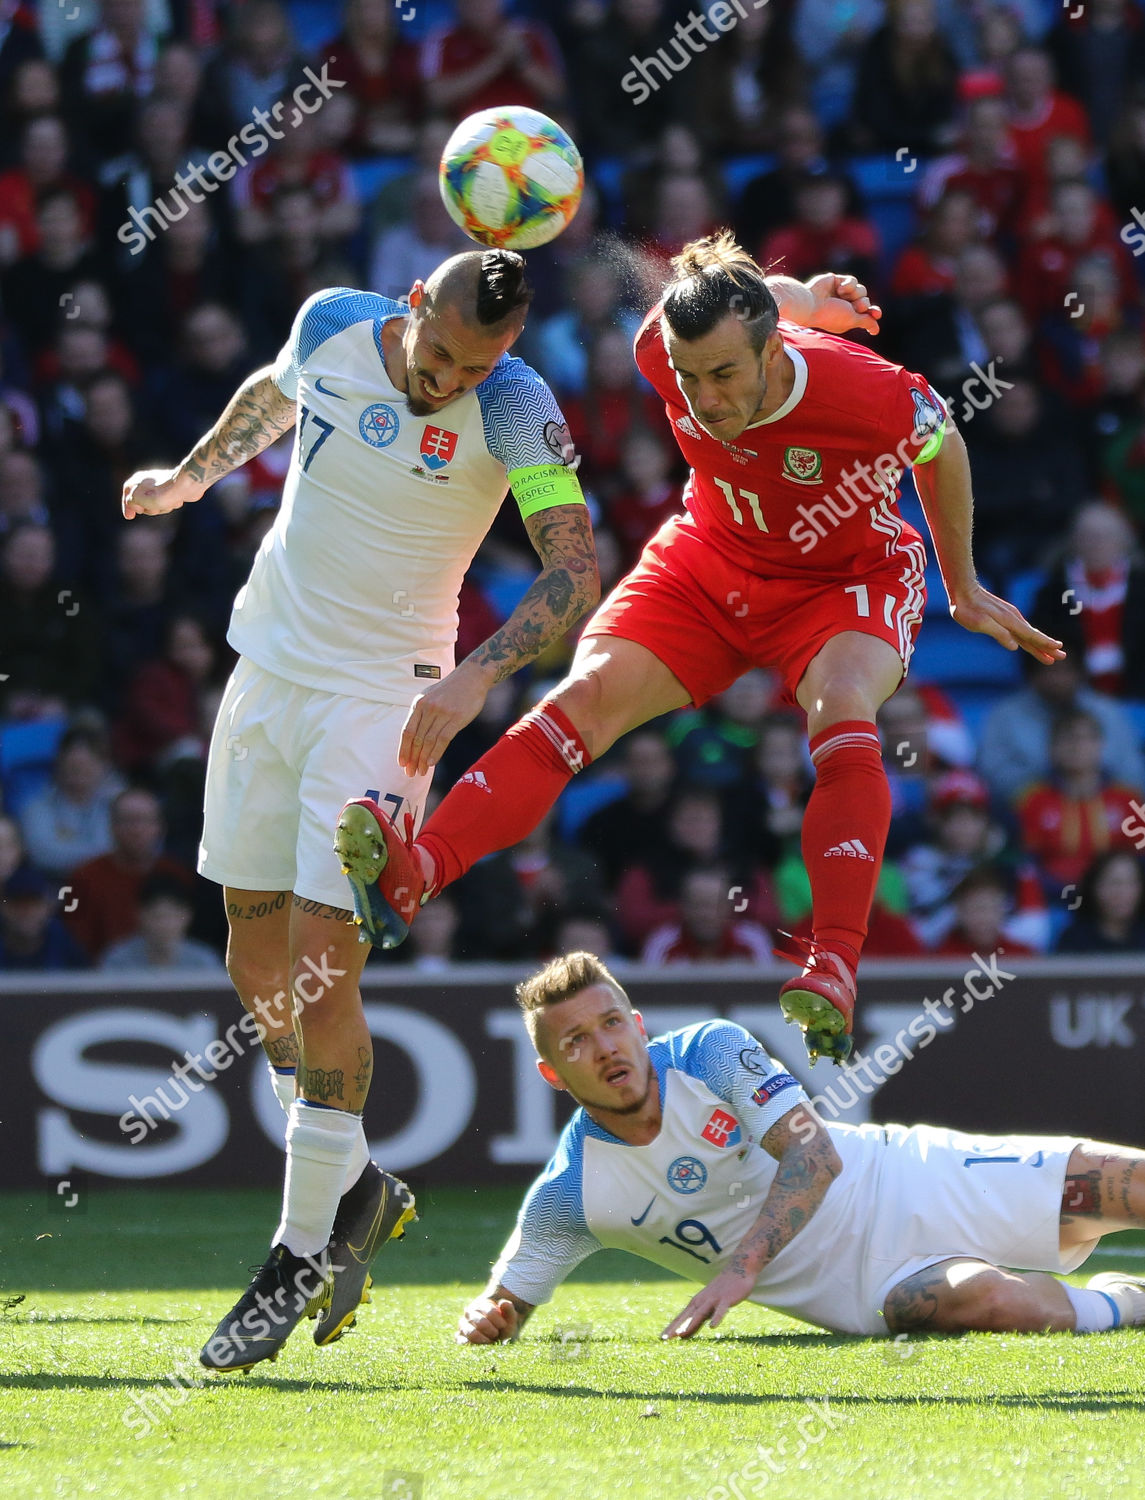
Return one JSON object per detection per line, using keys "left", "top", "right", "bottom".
{"left": 228, "top": 287, "right": 576, "bottom": 704}
{"left": 491, "top": 1022, "right": 1080, "bottom": 1335}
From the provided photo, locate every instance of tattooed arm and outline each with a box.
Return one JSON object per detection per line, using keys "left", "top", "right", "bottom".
{"left": 662, "top": 1105, "right": 842, "bottom": 1339}
{"left": 122, "top": 368, "right": 297, "bottom": 519}
{"left": 398, "top": 502, "right": 600, "bottom": 776}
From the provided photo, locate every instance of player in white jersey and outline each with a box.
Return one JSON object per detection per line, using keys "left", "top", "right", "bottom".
{"left": 457, "top": 954, "right": 1145, "bottom": 1346}
{"left": 120, "top": 251, "right": 602, "bottom": 1370}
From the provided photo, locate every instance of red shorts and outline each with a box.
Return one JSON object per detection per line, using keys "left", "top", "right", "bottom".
{"left": 587, "top": 516, "right": 927, "bottom": 706}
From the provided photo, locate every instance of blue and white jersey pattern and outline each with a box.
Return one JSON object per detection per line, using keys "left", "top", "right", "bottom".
{"left": 228, "top": 287, "right": 575, "bottom": 705}
{"left": 491, "top": 1021, "right": 809, "bottom": 1306}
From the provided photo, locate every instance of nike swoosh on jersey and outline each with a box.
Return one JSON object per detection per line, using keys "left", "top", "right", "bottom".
{"left": 314, "top": 377, "right": 347, "bottom": 399}
{"left": 630, "top": 1195, "right": 656, "bottom": 1227}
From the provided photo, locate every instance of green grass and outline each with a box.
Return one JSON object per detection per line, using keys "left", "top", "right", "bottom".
{"left": 2, "top": 1187, "right": 1145, "bottom": 1500}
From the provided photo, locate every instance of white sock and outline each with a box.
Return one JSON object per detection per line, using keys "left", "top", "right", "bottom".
{"left": 1064, "top": 1283, "right": 1117, "bottom": 1333}
{"left": 275, "top": 1102, "right": 361, "bottom": 1257}
{"left": 343, "top": 1127, "right": 370, "bottom": 1194}
{"left": 269, "top": 1065, "right": 296, "bottom": 1114}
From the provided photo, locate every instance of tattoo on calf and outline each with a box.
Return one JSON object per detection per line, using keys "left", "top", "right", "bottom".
{"left": 354, "top": 1046, "right": 372, "bottom": 1094}
{"left": 292, "top": 895, "right": 354, "bottom": 921}
{"left": 885, "top": 1268, "right": 946, "bottom": 1333}
{"left": 300, "top": 1067, "right": 345, "bottom": 1103}
{"left": 266, "top": 1035, "right": 298, "bottom": 1067}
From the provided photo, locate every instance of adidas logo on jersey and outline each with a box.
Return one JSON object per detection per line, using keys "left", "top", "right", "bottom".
{"left": 459, "top": 770, "right": 492, "bottom": 794}
{"left": 675, "top": 415, "right": 702, "bottom": 439}
{"left": 823, "top": 839, "right": 875, "bottom": 861}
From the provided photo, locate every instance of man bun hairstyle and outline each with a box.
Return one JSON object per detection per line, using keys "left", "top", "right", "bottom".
{"left": 476, "top": 249, "right": 534, "bottom": 326}
{"left": 661, "top": 230, "right": 778, "bottom": 353}
{"left": 516, "top": 950, "right": 631, "bottom": 1049}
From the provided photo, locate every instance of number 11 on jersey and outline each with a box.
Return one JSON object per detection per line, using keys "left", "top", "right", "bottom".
{"left": 714, "top": 478, "right": 769, "bottom": 532}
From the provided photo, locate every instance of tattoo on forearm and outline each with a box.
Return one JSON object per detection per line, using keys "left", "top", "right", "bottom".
{"left": 469, "top": 507, "right": 599, "bottom": 683}
{"left": 299, "top": 1066, "right": 345, "bottom": 1103}
{"left": 182, "top": 371, "right": 295, "bottom": 487}
{"left": 727, "top": 1124, "right": 839, "bottom": 1277}
{"left": 265, "top": 1035, "right": 298, "bottom": 1067}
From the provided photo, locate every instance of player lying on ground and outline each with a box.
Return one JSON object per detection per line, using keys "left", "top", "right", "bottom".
{"left": 455, "top": 953, "right": 1145, "bottom": 1345}
{"left": 123, "top": 249, "right": 869, "bottom": 1374}
{"left": 338, "top": 233, "right": 1063, "bottom": 1066}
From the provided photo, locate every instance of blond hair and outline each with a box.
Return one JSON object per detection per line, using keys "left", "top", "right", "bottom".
{"left": 516, "top": 951, "right": 631, "bottom": 1050}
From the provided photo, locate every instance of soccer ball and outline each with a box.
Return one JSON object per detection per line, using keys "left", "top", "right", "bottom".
{"left": 439, "top": 107, "right": 584, "bottom": 251}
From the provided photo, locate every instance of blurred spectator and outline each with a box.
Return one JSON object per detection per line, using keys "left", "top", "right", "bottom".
{"left": 121, "top": 202, "right": 242, "bottom": 366}
{"left": 891, "top": 241, "right": 1007, "bottom": 387}
{"left": 1015, "top": 179, "right": 1136, "bottom": 326}
{"left": 572, "top": 0, "right": 688, "bottom": 159}
{"left": 65, "top": 786, "right": 195, "bottom": 959}
{"left": 642, "top": 864, "right": 772, "bottom": 964}
{"left": 154, "top": 39, "right": 203, "bottom": 118}
{"left": 614, "top": 788, "right": 775, "bottom": 952}
{"left": 669, "top": 674, "right": 780, "bottom": 795}
{"left": 532, "top": 255, "right": 641, "bottom": 399}
{"left": 1055, "top": 848, "right": 1145, "bottom": 953}
{"left": 551, "top": 910, "right": 622, "bottom": 965}
{"left": 918, "top": 94, "right": 1026, "bottom": 243}
{"left": 851, "top": 0, "right": 960, "bottom": 157}
{"left": 242, "top": 184, "right": 358, "bottom": 354}
{"left": 760, "top": 173, "right": 878, "bottom": 286}
{"left": 561, "top": 327, "right": 665, "bottom": 493}
{"left": 232, "top": 111, "right": 360, "bottom": 248}
{"left": 1, "top": 59, "right": 60, "bottom": 157}
{"left": 0, "top": 524, "right": 101, "bottom": 717}
{"left": 194, "top": 0, "right": 309, "bottom": 154}
{"left": 735, "top": 107, "right": 858, "bottom": 252}
{"left": 113, "top": 612, "right": 216, "bottom": 771}
{"left": 0, "top": 812, "right": 26, "bottom": 896}
{"left": 100, "top": 871, "right": 224, "bottom": 970}
{"left": 891, "top": 189, "right": 980, "bottom": 298}
{"left": 691, "top": 2, "right": 803, "bottom": 155}
{"left": 1047, "top": 0, "right": 1145, "bottom": 149}
{"left": 605, "top": 427, "right": 682, "bottom": 566}
{"left": 18, "top": 726, "right": 125, "bottom": 879}
{"left": 976, "top": 296, "right": 1035, "bottom": 380}
{"left": 0, "top": 115, "right": 96, "bottom": 268}
{"left": 644, "top": 172, "right": 723, "bottom": 265}
{"left": 421, "top": 0, "right": 564, "bottom": 122}
{"left": 0, "top": 864, "right": 88, "bottom": 970}
{"left": 620, "top": 122, "right": 708, "bottom": 243}
{"left": 0, "top": 448, "right": 48, "bottom": 534}
{"left": 102, "top": 523, "right": 179, "bottom": 683}
{"left": 0, "top": 3, "right": 43, "bottom": 111}
{"left": 792, "top": 0, "right": 883, "bottom": 128}
{"left": 932, "top": 864, "right": 1037, "bottom": 958}
{"left": 963, "top": 377, "right": 1087, "bottom": 579}
{"left": 0, "top": 189, "right": 105, "bottom": 357}
{"left": 724, "top": 710, "right": 816, "bottom": 867}
{"left": 322, "top": 0, "right": 423, "bottom": 157}
{"left": 979, "top": 656, "right": 1145, "bottom": 804}
{"left": 1105, "top": 89, "right": 1145, "bottom": 224}
{"left": 60, "top": 0, "right": 163, "bottom": 162}
{"left": 149, "top": 301, "right": 248, "bottom": 456}
{"left": 1016, "top": 708, "right": 1142, "bottom": 888}
{"left": 578, "top": 728, "right": 677, "bottom": 886}
{"left": 368, "top": 170, "right": 469, "bottom": 302}
{"left": 1005, "top": 47, "right": 1091, "bottom": 198}
{"left": 98, "top": 94, "right": 202, "bottom": 267}
{"left": 1030, "top": 502, "right": 1145, "bottom": 697}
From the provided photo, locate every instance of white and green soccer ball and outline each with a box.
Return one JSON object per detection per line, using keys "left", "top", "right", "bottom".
{"left": 439, "top": 106, "right": 584, "bottom": 250}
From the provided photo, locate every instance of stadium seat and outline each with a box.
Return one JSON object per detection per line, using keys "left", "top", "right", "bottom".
{"left": 351, "top": 158, "right": 414, "bottom": 207}
{"left": 0, "top": 717, "right": 66, "bottom": 817}
{"left": 556, "top": 769, "right": 627, "bottom": 842}
{"left": 910, "top": 614, "right": 1023, "bottom": 689}
{"left": 722, "top": 154, "right": 775, "bottom": 203}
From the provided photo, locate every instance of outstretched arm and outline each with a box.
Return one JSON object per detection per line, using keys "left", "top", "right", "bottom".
{"left": 122, "top": 368, "right": 297, "bottom": 519}
{"left": 913, "top": 422, "right": 1065, "bottom": 665}
{"left": 398, "top": 501, "right": 600, "bottom": 776}
{"left": 662, "top": 1105, "right": 842, "bottom": 1339}
{"left": 767, "top": 272, "right": 882, "bottom": 337}
{"left": 456, "top": 1282, "right": 536, "bottom": 1345}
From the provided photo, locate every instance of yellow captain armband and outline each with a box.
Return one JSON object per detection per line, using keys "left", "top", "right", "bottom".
{"left": 509, "top": 463, "right": 586, "bottom": 520}
{"left": 913, "top": 421, "right": 947, "bottom": 465}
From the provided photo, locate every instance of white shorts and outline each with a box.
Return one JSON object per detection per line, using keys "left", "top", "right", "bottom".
{"left": 752, "top": 1122, "right": 1083, "bottom": 1336}
{"left": 199, "top": 657, "right": 431, "bottom": 909}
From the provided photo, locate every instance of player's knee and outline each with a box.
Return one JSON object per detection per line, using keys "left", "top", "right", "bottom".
{"left": 226, "top": 949, "right": 288, "bottom": 1012}
{"left": 546, "top": 672, "right": 608, "bottom": 742}
{"left": 945, "top": 1274, "right": 1028, "bottom": 1333}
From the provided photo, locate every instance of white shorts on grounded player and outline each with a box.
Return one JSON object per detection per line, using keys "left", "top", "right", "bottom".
{"left": 199, "top": 656, "right": 431, "bottom": 910}
{"left": 747, "top": 1122, "right": 1082, "bottom": 1336}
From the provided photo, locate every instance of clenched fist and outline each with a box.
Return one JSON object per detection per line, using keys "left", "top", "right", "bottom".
{"left": 122, "top": 468, "right": 204, "bottom": 520}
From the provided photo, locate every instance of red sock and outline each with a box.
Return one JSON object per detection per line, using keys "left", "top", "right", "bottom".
{"left": 418, "top": 702, "right": 592, "bottom": 891}
{"left": 801, "top": 720, "right": 890, "bottom": 967}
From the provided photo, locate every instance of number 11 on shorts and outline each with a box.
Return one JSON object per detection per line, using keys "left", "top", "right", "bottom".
{"left": 845, "top": 583, "right": 897, "bottom": 627}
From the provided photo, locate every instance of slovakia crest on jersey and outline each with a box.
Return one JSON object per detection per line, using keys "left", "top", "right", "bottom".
{"left": 420, "top": 425, "right": 458, "bottom": 470}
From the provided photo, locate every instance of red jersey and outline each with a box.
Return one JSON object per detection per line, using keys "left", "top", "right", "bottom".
{"left": 634, "top": 311, "right": 945, "bottom": 579}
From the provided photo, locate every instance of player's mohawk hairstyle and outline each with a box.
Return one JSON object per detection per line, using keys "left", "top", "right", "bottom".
{"left": 661, "top": 230, "right": 778, "bottom": 353}
{"left": 476, "top": 249, "right": 534, "bottom": 326}
{"left": 516, "top": 951, "right": 632, "bottom": 1049}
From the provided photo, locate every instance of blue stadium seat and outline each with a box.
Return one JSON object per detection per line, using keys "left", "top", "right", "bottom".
{"left": 1120, "top": 699, "right": 1145, "bottom": 747}
{"left": 1005, "top": 567, "right": 1048, "bottom": 622}
{"left": 0, "top": 717, "right": 66, "bottom": 817}
{"left": 722, "top": 154, "right": 774, "bottom": 204}
{"left": 911, "top": 614, "right": 1023, "bottom": 689}
{"left": 351, "top": 157, "right": 414, "bottom": 207}
{"left": 557, "top": 770, "right": 627, "bottom": 842}
{"left": 588, "top": 157, "right": 626, "bottom": 229}
{"left": 944, "top": 685, "right": 1008, "bottom": 741}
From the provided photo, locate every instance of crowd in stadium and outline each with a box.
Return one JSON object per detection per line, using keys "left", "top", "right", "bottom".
{"left": 2, "top": 0, "right": 1145, "bottom": 971}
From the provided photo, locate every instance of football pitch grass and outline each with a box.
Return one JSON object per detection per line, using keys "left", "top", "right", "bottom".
{"left": 3, "top": 1187, "right": 1145, "bottom": 1500}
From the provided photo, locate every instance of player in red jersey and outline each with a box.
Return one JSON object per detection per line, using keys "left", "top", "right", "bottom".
{"left": 335, "top": 233, "right": 1064, "bottom": 1063}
